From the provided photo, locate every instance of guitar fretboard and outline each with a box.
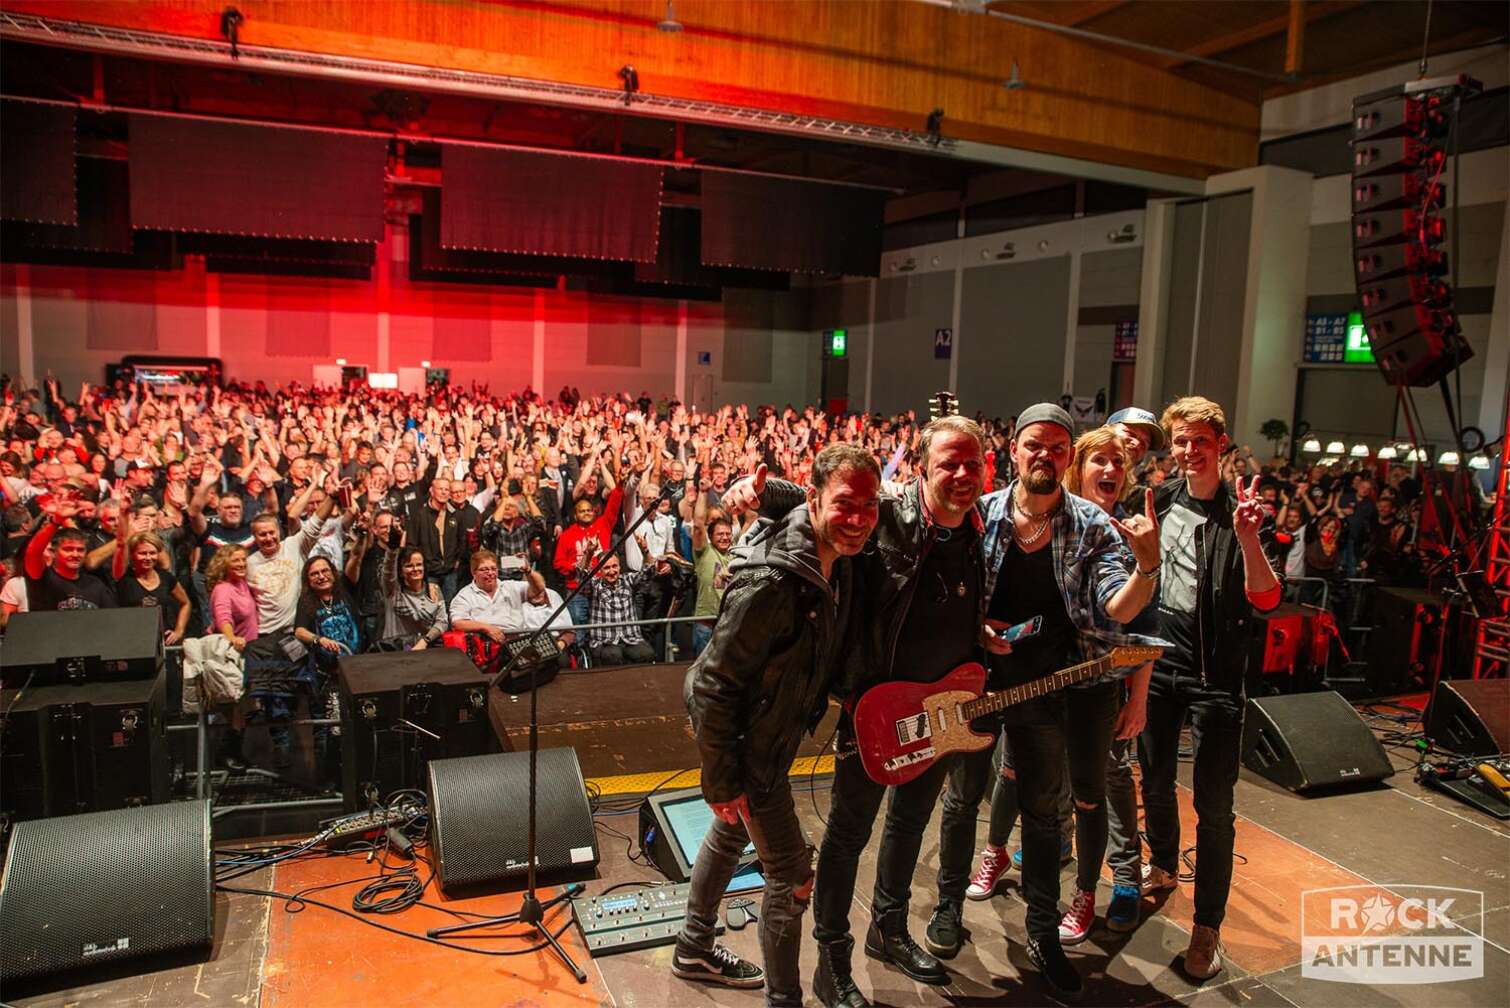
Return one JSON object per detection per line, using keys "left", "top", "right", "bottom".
{"left": 960, "top": 654, "right": 1114, "bottom": 719}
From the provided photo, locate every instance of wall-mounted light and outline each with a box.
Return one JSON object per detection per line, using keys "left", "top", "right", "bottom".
{"left": 896, "top": 257, "right": 917, "bottom": 273}
{"left": 1107, "top": 223, "right": 1137, "bottom": 244}
{"left": 930, "top": 255, "right": 941, "bottom": 267}
{"left": 1037, "top": 239, "right": 1051, "bottom": 252}
{"left": 996, "top": 242, "right": 1016, "bottom": 260}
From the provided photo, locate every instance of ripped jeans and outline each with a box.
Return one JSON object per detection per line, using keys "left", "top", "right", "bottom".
{"left": 938, "top": 681, "right": 1120, "bottom": 940}
{"left": 679, "top": 777, "right": 814, "bottom": 1007}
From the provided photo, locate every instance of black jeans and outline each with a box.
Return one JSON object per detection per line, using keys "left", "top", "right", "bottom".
{"left": 680, "top": 778, "right": 814, "bottom": 1008}
{"left": 589, "top": 641, "right": 656, "bottom": 666}
{"left": 1138, "top": 675, "right": 1245, "bottom": 930}
{"left": 812, "top": 715, "right": 952, "bottom": 941}
{"left": 938, "top": 682, "right": 1119, "bottom": 937}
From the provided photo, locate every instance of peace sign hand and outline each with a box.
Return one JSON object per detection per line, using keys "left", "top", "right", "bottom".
{"left": 1110, "top": 488, "right": 1161, "bottom": 573}
{"left": 1232, "top": 475, "right": 1266, "bottom": 543}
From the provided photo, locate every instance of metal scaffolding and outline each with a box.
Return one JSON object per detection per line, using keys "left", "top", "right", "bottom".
{"left": 1471, "top": 393, "right": 1510, "bottom": 678}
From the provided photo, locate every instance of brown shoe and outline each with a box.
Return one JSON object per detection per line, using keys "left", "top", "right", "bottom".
{"left": 1183, "top": 924, "right": 1223, "bottom": 980}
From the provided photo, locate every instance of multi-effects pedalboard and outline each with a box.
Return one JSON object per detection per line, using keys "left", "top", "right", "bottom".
{"left": 571, "top": 882, "right": 723, "bottom": 956}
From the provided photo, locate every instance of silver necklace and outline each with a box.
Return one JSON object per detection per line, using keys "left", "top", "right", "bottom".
{"left": 1013, "top": 489, "right": 1055, "bottom": 546}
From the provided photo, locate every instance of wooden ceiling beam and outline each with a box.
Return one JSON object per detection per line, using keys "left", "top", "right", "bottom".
{"left": 1158, "top": 0, "right": 1361, "bottom": 70}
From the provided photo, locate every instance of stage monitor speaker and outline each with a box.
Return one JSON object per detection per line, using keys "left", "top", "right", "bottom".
{"left": 1426, "top": 679, "right": 1510, "bottom": 757}
{"left": 1242, "top": 690, "right": 1395, "bottom": 792}
{"left": 1, "top": 608, "right": 164, "bottom": 687}
{"left": 1364, "top": 587, "right": 1445, "bottom": 695}
{"left": 0, "top": 671, "right": 168, "bottom": 821}
{"left": 0, "top": 799, "right": 213, "bottom": 984}
{"left": 338, "top": 649, "right": 498, "bottom": 811}
{"left": 638, "top": 786, "right": 758, "bottom": 883}
{"left": 427, "top": 748, "right": 598, "bottom": 892}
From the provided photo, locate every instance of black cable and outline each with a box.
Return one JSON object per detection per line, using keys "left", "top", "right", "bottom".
{"left": 216, "top": 882, "right": 574, "bottom": 956}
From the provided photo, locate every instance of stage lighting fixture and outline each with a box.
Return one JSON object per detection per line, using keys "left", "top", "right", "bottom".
{"left": 658, "top": 0, "right": 683, "bottom": 32}
{"left": 220, "top": 7, "right": 244, "bottom": 59}
{"left": 618, "top": 65, "right": 640, "bottom": 105}
{"left": 421, "top": 360, "right": 431, "bottom": 368}
{"left": 1377, "top": 445, "right": 1398, "bottom": 460}
{"left": 335, "top": 357, "right": 347, "bottom": 366}
{"left": 1302, "top": 437, "right": 1322, "bottom": 454}
{"left": 1350, "top": 443, "right": 1371, "bottom": 458}
{"left": 1326, "top": 441, "right": 1345, "bottom": 454}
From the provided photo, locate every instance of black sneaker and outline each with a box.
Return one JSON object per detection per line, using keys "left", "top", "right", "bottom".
{"left": 671, "top": 939, "right": 765, "bottom": 988}
{"left": 1026, "top": 937, "right": 1083, "bottom": 1002}
{"left": 925, "top": 898, "right": 966, "bottom": 959}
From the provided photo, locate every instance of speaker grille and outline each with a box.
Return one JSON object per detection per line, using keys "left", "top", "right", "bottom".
{"left": 0, "top": 799, "right": 213, "bottom": 982}
{"left": 1243, "top": 692, "right": 1394, "bottom": 792}
{"left": 428, "top": 749, "right": 598, "bottom": 891}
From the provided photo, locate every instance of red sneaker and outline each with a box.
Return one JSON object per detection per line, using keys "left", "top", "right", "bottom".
{"left": 965, "top": 844, "right": 1009, "bottom": 901}
{"left": 1057, "top": 888, "right": 1096, "bottom": 945}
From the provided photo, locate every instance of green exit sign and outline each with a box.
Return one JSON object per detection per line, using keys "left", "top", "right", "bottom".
{"left": 1345, "top": 310, "right": 1374, "bottom": 363}
{"left": 826, "top": 328, "right": 847, "bottom": 358}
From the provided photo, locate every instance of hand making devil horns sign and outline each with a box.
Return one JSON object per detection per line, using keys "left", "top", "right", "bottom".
{"left": 1110, "top": 488, "right": 1161, "bottom": 575}
{"left": 1231, "top": 474, "right": 1267, "bottom": 543}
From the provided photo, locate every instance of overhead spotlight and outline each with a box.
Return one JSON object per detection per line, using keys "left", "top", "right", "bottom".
{"left": 926, "top": 108, "right": 945, "bottom": 145}
{"left": 335, "top": 358, "right": 347, "bottom": 366}
{"left": 618, "top": 65, "right": 640, "bottom": 105}
{"left": 220, "top": 6, "right": 244, "bottom": 60}
{"left": 1003, "top": 61, "right": 1026, "bottom": 90}
{"left": 1376, "top": 445, "right": 1398, "bottom": 460}
{"left": 1350, "top": 443, "right": 1371, "bottom": 458}
{"left": 1325, "top": 440, "right": 1345, "bottom": 454}
{"left": 1468, "top": 454, "right": 1491, "bottom": 470}
{"left": 1438, "top": 450, "right": 1460, "bottom": 466}
{"left": 657, "top": 0, "right": 683, "bottom": 33}
{"left": 1407, "top": 447, "right": 1426, "bottom": 462}
{"left": 1302, "top": 437, "right": 1322, "bottom": 454}
{"left": 1107, "top": 223, "right": 1137, "bottom": 243}
{"left": 420, "top": 360, "right": 431, "bottom": 368}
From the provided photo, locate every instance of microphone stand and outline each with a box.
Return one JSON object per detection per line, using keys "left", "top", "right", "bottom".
{"left": 427, "top": 481, "right": 679, "bottom": 981}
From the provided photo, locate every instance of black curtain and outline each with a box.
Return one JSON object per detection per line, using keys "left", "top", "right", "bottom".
{"left": 128, "top": 115, "right": 386, "bottom": 241}
{"left": 440, "top": 145, "right": 661, "bottom": 262}
{"left": 701, "top": 173, "right": 883, "bottom": 276}
{"left": 1, "top": 100, "right": 77, "bottom": 225}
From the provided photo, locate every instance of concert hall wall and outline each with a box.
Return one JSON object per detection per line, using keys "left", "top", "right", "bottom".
{"left": 0, "top": 221, "right": 822, "bottom": 410}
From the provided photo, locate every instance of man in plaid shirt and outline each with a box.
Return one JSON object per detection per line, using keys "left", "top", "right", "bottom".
{"left": 579, "top": 553, "right": 657, "bottom": 665}
{"left": 480, "top": 496, "right": 543, "bottom": 580}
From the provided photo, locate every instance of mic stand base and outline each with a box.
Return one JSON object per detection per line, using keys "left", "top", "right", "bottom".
{"left": 427, "top": 883, "right": 588, "bottom": 983}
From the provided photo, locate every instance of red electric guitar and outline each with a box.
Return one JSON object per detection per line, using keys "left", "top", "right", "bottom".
{"left": 851, "top": 646, "right": 1163, "bottom": 786}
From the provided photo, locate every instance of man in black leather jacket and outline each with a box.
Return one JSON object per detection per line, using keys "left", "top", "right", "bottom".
{"left": 672, "top": 445, "right": 880, "bottom": 1008}
{"left": 725, "top": 415, "right": 990, "bottom": 1008}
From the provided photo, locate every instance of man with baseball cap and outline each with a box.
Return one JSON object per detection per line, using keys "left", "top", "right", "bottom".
{"left": 926, "top": 402, "right": 1164, "bottom": 1001}
{"left": 1109, "top": 407, "right": 1164, "bottom": 513}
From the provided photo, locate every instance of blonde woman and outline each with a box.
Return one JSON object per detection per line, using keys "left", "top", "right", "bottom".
{"left": 112, "top": 529, "right": 190, "bottom": 645}
{"left": 207, "top": 544, "right": 258, "bottom": 651}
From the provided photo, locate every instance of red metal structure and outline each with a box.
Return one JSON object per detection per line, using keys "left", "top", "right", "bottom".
{"left": 1471, "top": 394, "right": 1510, "bottom": 678}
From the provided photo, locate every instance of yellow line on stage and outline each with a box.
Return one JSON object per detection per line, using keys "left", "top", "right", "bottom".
{"left": 586, "top": 754, "right": 836, "bottom": 798}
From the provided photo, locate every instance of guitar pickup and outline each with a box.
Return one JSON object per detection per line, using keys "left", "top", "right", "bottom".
{"left": 894, "top": 712, "right": 932, "bottom": 746}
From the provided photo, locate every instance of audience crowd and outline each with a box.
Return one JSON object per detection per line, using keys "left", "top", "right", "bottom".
{"left": 2, "top": 373, "right": 1441, "bottom": 663}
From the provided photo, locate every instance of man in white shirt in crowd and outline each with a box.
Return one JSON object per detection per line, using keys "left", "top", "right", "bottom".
{"left": 449, "top": 551, "right": 576, "bottom": 668}
{"left": 246, "top": 474, "right": 338, "bottom": 637}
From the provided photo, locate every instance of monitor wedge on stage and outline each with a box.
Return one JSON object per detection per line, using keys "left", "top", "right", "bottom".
{"left": 1242, "top": 691, "right": 1394, "bottom": 792}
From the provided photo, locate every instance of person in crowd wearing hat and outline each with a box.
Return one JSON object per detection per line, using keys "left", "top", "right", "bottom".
{"left": 926, "top": 403, "right": 1163, "bottom": 1003}
{"left": 1108, "top": 406, "right": 1165, "bottom": 512}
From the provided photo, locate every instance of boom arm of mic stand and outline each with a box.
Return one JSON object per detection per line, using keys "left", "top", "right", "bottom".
{"left": 488, "top": 481, "right": 680, "bottom": 691}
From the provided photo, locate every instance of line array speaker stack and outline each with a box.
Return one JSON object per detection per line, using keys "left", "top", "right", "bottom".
{"left": 1351, "top": 74, "right": 1480, "bottom": 387}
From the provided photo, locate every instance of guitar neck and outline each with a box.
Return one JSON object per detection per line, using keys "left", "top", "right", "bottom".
{"left": 961, "top": 654, "right": 1113, "bottom": 719}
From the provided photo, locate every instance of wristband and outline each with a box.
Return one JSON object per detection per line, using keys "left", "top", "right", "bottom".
{"left": 1135, "top": 564, "right": 1160, "bottom": 580}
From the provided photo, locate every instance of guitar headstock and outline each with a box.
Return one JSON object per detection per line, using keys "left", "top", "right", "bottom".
{"left": 929, "top": 391, "right": 959, "bottom": 420}
{"left": 1109, "top": 645, "right": 1163, "bottom": 667}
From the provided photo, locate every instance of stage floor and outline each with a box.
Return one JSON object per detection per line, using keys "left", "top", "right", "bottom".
{"left": 8, "top": 708, "right": 1509, "bottom": 1008}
